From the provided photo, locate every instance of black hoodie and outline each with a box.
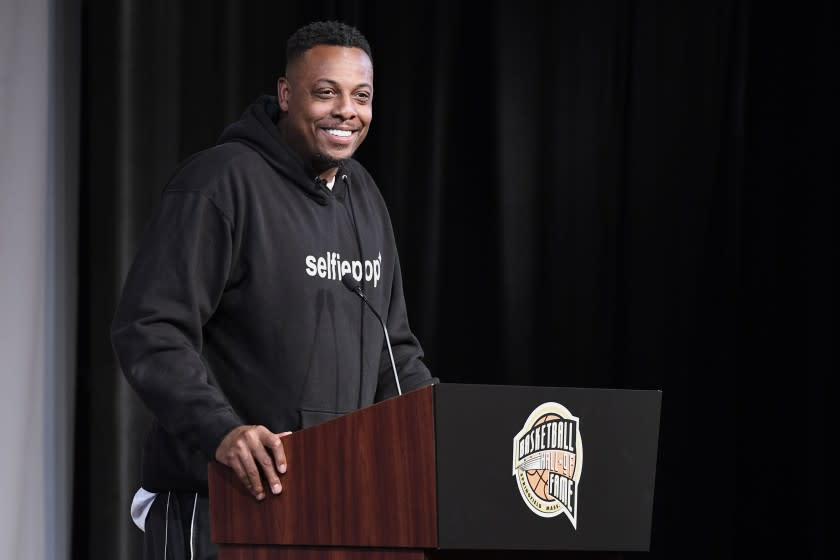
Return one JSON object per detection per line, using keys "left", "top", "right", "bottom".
{"left": 111, "top": 96, "right": 435, "bottom": 492}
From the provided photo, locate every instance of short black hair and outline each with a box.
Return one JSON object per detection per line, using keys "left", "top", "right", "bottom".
{"left": 285, "top": 21, "right": 372, "bottom": 72}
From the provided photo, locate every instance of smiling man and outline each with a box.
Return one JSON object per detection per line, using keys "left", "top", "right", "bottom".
{"left": 278, "top": 42, "right": 373, "bottom": 176}
{"left": 111, "top": 21, "right": 435, "bottom": 560}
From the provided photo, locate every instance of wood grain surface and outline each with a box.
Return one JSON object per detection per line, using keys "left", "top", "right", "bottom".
{"left": 210, "top": 386, "right": 437, "bottom": 549}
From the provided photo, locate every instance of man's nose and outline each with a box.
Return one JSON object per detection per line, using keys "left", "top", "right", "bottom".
{"left": 332, "top": 94, "right": 356, "bottom": 120}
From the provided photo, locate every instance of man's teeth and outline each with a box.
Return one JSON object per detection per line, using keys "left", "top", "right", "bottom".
{"left": 326, "top": 129, "right": 352, "bottom": 137}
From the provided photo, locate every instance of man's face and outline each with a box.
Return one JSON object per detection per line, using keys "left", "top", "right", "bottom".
{"left": 277, "top": 45, "right": 373, "bottom": 175}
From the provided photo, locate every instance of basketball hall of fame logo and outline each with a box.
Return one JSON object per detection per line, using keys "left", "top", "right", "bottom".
{"left": 512, "top": 402, "right": 583, "bottom": 527}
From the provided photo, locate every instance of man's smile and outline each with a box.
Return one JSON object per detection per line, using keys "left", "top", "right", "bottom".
{"left": 320, "top": 127, "right": 358, "bottom": 145}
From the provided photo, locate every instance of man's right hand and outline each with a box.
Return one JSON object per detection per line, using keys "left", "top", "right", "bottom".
{"left": 215, "top": 425, "right": 291, "bottom": 500}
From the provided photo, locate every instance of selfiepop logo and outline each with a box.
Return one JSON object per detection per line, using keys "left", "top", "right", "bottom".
{"left": 305, "top": 251, "right": 382, "bottom": 288}
{"left": 512, "top": 402, "right": 583, "bottom": 527}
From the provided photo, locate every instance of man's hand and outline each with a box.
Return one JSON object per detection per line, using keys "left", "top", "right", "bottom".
{"left": 215, "top": 425, "right": 291, "bottom": 500}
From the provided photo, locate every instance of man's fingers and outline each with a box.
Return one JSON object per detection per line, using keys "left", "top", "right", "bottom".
{"left": 229, "top": 459, "right": 251, "bottom": 491}
{"left": 237, "top": 446, "right": 265, "bottom": 500}
{"left": 252, "top": 442, "right": 283, "bottom": 495}
{"left": 230, "top": 456, "right": 263, "bottom": 501}
{"left": 261, "top": 430, "right": 288, "bottom": 474}
{"left": 215, "top": 425, "right": 290, "bottom": 500}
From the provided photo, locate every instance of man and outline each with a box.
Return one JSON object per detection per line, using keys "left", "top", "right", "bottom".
{"left": 111, "top": 21, "right": 436, "bottom": 559}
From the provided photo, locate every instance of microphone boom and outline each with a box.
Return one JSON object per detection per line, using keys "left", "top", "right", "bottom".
{"left": 340, "top": 274, "right": 402, "bottom": 396}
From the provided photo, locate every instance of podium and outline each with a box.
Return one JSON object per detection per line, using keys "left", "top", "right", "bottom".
{"left": 209, "top": 383, "right": 661, "bottom": 559}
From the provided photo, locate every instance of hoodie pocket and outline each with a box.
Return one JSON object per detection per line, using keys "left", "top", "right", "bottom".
{"left": 298, "top": 407, "right": 352, "bottom": 429}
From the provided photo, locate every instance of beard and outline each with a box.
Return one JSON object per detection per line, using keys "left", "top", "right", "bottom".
{"left": 311, "top": 153, "right": 346, "bottom": 174}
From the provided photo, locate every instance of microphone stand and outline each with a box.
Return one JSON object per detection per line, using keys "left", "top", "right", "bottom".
{"left": 341, "top": 274, "right": 402, "bottom": 396}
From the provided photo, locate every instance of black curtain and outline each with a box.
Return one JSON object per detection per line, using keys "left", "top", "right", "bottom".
{"left": 74, "top": 1, "right": 831, "bottom": 558}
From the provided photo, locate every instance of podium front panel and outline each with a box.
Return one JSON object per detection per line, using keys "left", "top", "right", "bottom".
{"left": 433, "top": 383, "right": 661, "bottom": 551}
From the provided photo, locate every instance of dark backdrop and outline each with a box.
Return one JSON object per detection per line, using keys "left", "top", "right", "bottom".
{"left": 74, "top": 1, "right": 832, "bottom": 558}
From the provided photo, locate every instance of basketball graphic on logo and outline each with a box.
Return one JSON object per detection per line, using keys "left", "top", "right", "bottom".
{"left": 512, "top": 401, "right": 582, "bottom": 526}
{"left": 525, "top": 413, "right": 563, "bottom": 501}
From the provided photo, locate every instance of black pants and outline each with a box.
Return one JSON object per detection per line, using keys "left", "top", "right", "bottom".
{"left": 143, "top": 491, "right": 218, "bottom": 560}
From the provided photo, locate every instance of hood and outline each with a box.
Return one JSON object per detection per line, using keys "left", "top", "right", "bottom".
{"left": 217, "top": 95, "right": 337, "bottom": 205}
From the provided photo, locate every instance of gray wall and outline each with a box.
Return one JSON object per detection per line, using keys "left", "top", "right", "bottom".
{"left": 0, "top": 0, "right": 78, "bottom": 558}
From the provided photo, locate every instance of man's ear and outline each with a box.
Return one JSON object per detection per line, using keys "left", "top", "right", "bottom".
{"left": 277, "top": 77, "right": 291, "bottom": 111}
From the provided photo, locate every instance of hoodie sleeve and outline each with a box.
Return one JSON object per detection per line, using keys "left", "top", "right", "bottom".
{"left": 375, "top": 252, "right": 438, "bottom": 400}
{"left": 111, "top": 188, "right": 243, "bottom": 459}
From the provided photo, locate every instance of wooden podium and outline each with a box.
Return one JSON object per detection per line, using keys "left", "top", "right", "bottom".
{"left": 209, "top": 383, "right": 661, "bottom": 559}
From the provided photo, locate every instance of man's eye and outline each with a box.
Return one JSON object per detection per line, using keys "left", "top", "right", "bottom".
{"left": 316, "top": 89, "right": 335, "bottom": 97}
{"left": 355, "top": 92, "right": 371, "bottom": 102}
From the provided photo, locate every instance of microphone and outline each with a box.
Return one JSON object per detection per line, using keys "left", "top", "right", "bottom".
{"left": 340, "top": 273, "right": 402, "bottom": 396}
